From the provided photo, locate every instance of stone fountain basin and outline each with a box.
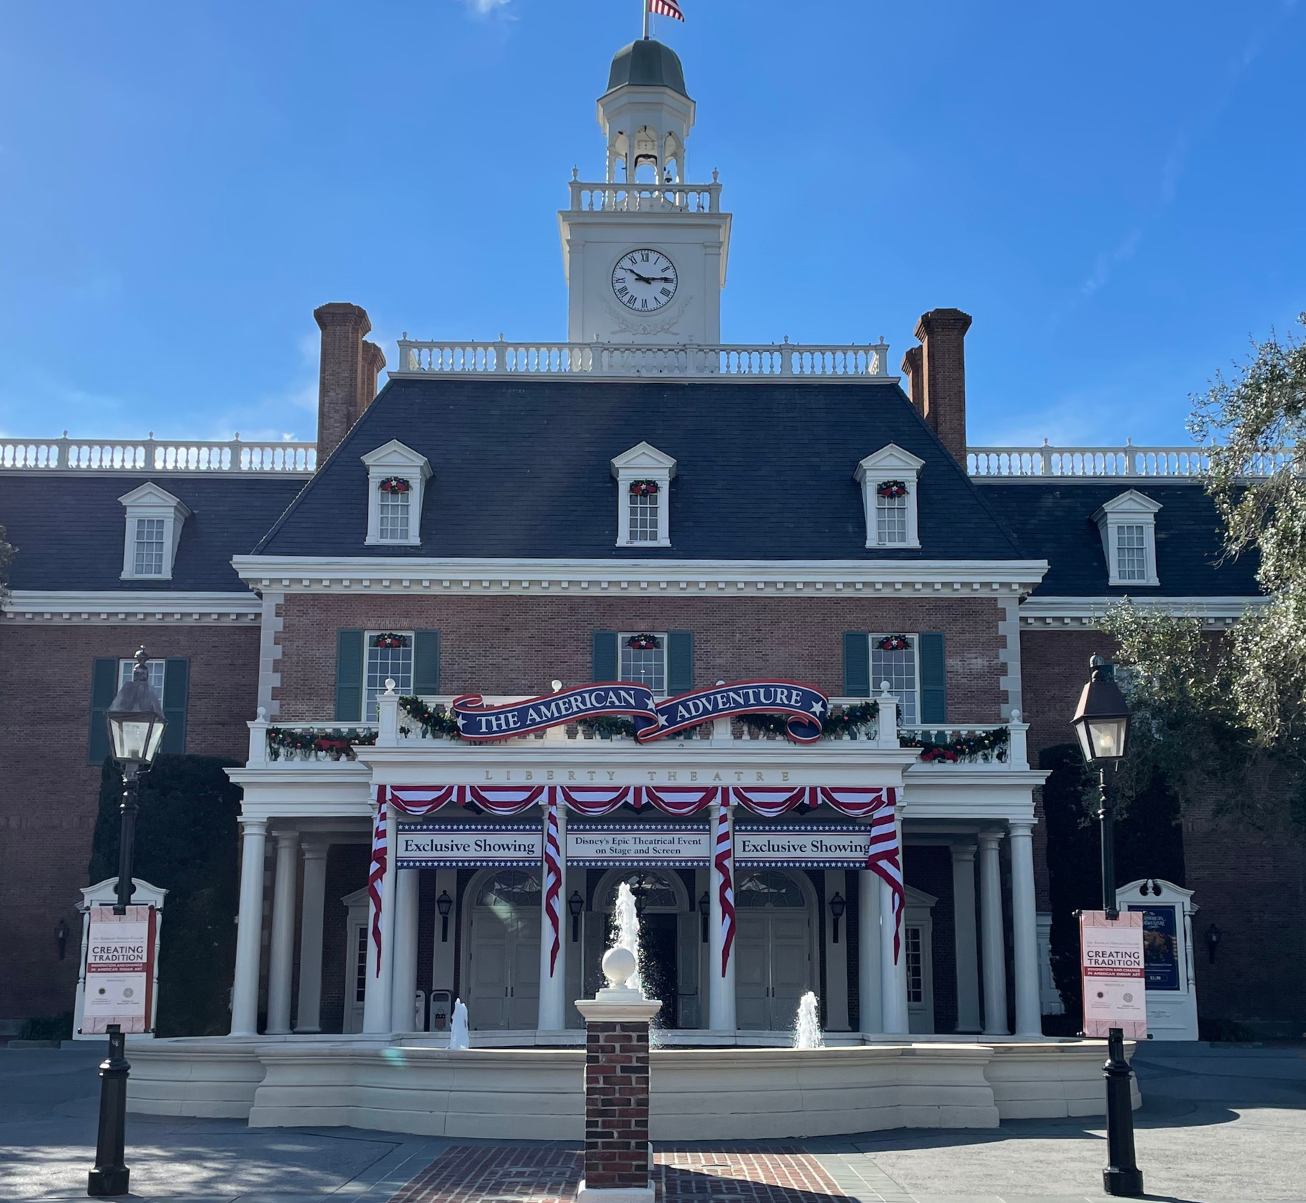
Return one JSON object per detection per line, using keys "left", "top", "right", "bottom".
{"left": 124, "top": 1037, "right": 1135, "bottom": 1140}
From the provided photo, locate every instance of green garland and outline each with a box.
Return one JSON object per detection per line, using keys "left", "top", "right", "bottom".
{"left": 740, "top": 700, "right": 881, "bottom": 742}
{"left": 578, "top": 715, "right": 637, "bottom": 739}
{"left": 266, "top": 726, "right": 377, "bottom": 761}
{"left": 900, "top": 726, "right": 1009, "bottom": 763}
{"left": 398, "top": 696, "right": 462, "bottom": 739}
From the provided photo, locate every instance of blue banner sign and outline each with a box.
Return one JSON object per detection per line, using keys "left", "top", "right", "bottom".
{"left": 1127, "top": 904, "right": 1181, "bottom": 991}
{"left": 452, "top": 680, "right": 829, "bottom": 744}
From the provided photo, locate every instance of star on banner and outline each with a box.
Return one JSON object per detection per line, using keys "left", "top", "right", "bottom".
{"left": 809, "top": 699, "right": 827, "bottom": 717}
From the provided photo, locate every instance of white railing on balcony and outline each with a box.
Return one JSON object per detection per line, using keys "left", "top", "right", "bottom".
{"left": 968, "top": 440, "right": 1293, "bottom": 478}
{"left": 0, "top": 434, "right": 316, "bottom": 473}
{"left": 394, "top": 338, "right": 892, "bottom": 379}
{"left": 568, "top": 179, "right": 722, "bottom": 214}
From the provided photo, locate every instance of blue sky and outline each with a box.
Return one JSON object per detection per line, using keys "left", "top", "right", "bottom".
{"left": 0, "top": 0, "right": 1302, "bottom": 447}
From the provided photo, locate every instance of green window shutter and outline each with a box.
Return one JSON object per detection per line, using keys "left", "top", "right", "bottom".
{"left": 667, "top": 631, "right": 693, "bottom": 695}
{"left": 592, "top": 631, "right": 618, "bottom": 682}
{"left": 919, "top": 632, "right": 946, "bottom": 723}
{"left": 414, "top": 631, "right": 441, "bottom": 696}
{"left": 161, "top": 658, "right": 189, "bottom": 754}
{"left": 843, "top": 633, "right": 870, "bottom": 698}
{"left": 335, "top": 630, "right": 365, "bottom": 722}
{"left": 88, "top": 658, "right": 119, "bottom": 765}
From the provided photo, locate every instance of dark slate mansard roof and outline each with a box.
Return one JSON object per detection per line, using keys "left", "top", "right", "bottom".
{"left": 978, "top": 481, "right": 1261, "bottom": 597}
{"left": 253, "top": 375, "right": 1029, "bottom": 562}
{"left": 0, "top": 473, "right": 307, "bottom": 591}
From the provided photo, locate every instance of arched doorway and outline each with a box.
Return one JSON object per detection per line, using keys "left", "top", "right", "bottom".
{"left": 734, "top": 870, "right": 815, "bottom": 1031}
{"left": 463, "top": 869, "right": 541, "bottom": 1030}
{"left": 591, "top": 869, "right": 691, "bottom": 1028}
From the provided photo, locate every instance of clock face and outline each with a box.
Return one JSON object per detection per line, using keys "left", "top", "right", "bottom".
{"left": 611, "top": 249, "right": 678, "bottom": 312}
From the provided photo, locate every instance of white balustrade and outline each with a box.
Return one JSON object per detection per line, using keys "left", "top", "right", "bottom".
{"left": 569, "top": 180, "right": 721, "bottom": 214}
{"left": 967, "top": 440, "right": 1291, "bottom": 478}
{"left": 0, "top": 433, "right": 315, "bottom": 472}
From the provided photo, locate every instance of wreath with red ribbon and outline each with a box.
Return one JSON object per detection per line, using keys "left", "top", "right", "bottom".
{"left": 877, "top": 635, "right": 911, "bottom": 651}
{"left": 876, "top": 480, "right": 908, "bottom": 498}
{"left": 379, "top": 477, "right": 411, "bottom": 494}
{"left": 373, "top": 632, "right": 409, "bottom": 649}
{"left": 626, "top": 633, "right": 660, "bottom": 650}
{"left": 629, "top": 480, "right": 659, "bottom": 496}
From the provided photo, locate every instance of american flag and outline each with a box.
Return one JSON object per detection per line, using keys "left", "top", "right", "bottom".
{"left": 865, "top": 804, "right": 904, "bottom": 961}
{"left": 649, "top": 0, "right": 685, "bottom": 21}
{"left": 367, "top": 795, "right": 388, "bottom": 975}
{"left": 542, "top": 790, "right": 562, "bottom": 975}
{"left": 714, "top": 805, "right": 735, "bottom": 975}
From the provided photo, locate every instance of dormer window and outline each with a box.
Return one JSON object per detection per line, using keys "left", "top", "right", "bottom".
{"left": 1093, "top": 490, "right": 1162, "bottom": 587}
{"left": 611, "top": 442, "right": 676, "bottom": 547}
{"left": 119, "top": 483, "right": 190, "bottom": 581}
{"left": 855, "top": 444, "right": 924, "bottom": 550}
{"left": 361, "top": 441, "right": 431, "bottom": 546}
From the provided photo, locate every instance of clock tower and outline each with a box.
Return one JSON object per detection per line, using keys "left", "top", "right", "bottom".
{"left": 559, "top": 38, "right": 732, "bottom": 345}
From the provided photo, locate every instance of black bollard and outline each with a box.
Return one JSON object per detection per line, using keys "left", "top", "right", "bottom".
{"left": 87, "top": 1025, "right": 131, "bottom": 1197}
{"left": 1102, "top": 1027, "right": 1143, "bottom": 1197}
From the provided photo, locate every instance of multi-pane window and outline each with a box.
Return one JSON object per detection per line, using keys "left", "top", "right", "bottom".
{"left": 1116, "top": 524, "right": 1147, "bottom": 582}
{"left": 133, "top": 518, "right": 166, "bottom": 576}
{"left": 629, "top": 491, "right": 659, "bottom": 543}
{"left": 875, "top": 492, "right": 908, "bottom": 545}
{"left": 869, "top": 635, "right": 918, "bottom": 725}
{"left": 119, "top": 658, "right": 165, "bottom": 704}
{"left": 904, "top": 926, "right": 924, "bottom": 1004}
{"left": 354, "top": 926, "right": 368, "bottom": 1003}
{"left": 364, "top": 632, "right": 413, "bottom": 720}
{"left": 619, "top": 632, "right": 666, "bottom": 695}
{"left": 378, "top": 490, "right": 410, "bottom": 542}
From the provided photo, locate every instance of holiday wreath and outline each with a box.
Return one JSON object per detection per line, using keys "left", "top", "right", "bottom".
{"left": 876, "top": 480, "right": 908, "bottom": 498}
{"left": 629, "top": 480, "right": 659, "bottom": 496}
{"left": 372, "top": 632, "right": 408, "bottom": 649}
{"left": 379, "top": 477, "right": 411, "bottom": 494}
{"left": 626, "top": 633, "right": 660, "bottom": 650}
{"left": 877, "top": 635, "right": 911, "bottom": 651}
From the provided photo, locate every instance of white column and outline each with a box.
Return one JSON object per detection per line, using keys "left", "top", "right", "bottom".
{"left": 265, "top": 830, "right": 299, "bottom": 1034}
{"left": 363, "top": 806, "right": 398, "bottom": 1034}
{"left": 857, "top": 869, "right": 882, "bottom": 1036}
{"left": 708, "top": 802, "right": 736, "bottom": 1032}
{"left": 391, "top": 869, "right": 421, "bottom": 1032}
{"left": 1009, "top": 820, "right": 1043, "bottom": 1038}
{"left": 295, "top": 843, "right": 328, "bottom": 1033}
{"left": 880, "top": 876, "right": 908, "bottom": 1034}
{"left": 822, "top": 870, "right": 849, "bottom": 1030}
{"left": 951, "top": 842, "right": 982, "bottom": 1033}
{"left": 538, "top": 803, "right": 568, "bottom": 1031}
{"left": 979, "top": 829, "right": 1009, "bottom": 1036}
{"left": 231, "top": 819, "right": 268, "bottom": 1036}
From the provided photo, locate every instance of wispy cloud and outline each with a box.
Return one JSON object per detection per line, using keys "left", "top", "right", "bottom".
{"left": 458, "top": 0, "right": 514, "bottom": 14}
{"left": 1079, "top": 227, "right": 1142, "bottom": 299}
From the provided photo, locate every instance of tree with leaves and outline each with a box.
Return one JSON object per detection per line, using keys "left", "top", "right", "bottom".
{"left": 0, "top": 522, "right": 15, "bottom": 604}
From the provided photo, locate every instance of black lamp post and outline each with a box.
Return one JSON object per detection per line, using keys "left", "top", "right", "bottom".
{"left": 1071, "top": 655, "right": 1142, "bottom": 1199}
{"left": 569, "top": 891, "right": 585, "bottom": 942}
{"left": 436, "top": 890, "right": 452, "bottom": 942}
{"left": 1206, "top": 923, "right": 1222, "bottom": 965}
{"left": 88, "top": 648, "right": 167, "bottom": 1198}
{"left": 828, "top": 892, "right": 846, "bottom": 944}
{"left": 699, "top": 891, "right": 710, "bottom": 943}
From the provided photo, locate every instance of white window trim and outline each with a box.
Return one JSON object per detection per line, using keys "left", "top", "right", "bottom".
{"left": 361, "top": 440, "right": 432, "bottom": 547}
{"left": 617, "top": 630, "right": 669, "bottom": 697}
{"left": 364, "top": 629, "right": 415, "bottom": 720}
{"left": 854, "top": 444, "right": 924, "bottom": 550}
{"left": 868, "top": 632, "right": 921, "bottom": 726}
{"left": 119, "top": 483, "right": 191, "bottom": 581}
{"left": 611, "top": 441, "right": 677, "bottom": 548}
{"left": 119, "top": 657, "right": 166, "bottom": 705}
{"left": 1093, "top": 489, "right": 1162, "bottom": 588}
{"left": 904, "top": 885, "right": 937, "bottom": 1033}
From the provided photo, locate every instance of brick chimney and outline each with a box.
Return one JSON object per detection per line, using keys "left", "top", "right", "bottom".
{"left": 912, "top": 308, "right": 972, "bottom": 465}
{"left": 900, "top": 345, "right": 924, "bottom": 416}
{"left": 357, "top": 340, "right": 387, "bottom": 427}
{"left": 314, "top": 302, "right": 372, "bottom": 463}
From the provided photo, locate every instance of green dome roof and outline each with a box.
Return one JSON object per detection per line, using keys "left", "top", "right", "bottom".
{"left": 605, "top": 39, "right": 689, "bottom": 97}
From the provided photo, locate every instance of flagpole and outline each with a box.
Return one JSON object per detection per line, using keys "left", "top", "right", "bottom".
{"left": 642, "top": 0, "right": 650, "bottom": 40}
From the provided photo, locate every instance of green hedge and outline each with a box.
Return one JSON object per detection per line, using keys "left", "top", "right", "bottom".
{"left": 88, "top": 754, "right": 241, "bottom": 1037}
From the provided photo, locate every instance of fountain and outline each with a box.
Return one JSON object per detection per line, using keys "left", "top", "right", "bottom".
{"left": 611, "top": 881, "right": 643, "bottom": 996}
{"left": 448, "top": 997, "right": 470, "bottom": 1049}
{"left": 793, "top": 991, "right": 825, "bottom": 1049}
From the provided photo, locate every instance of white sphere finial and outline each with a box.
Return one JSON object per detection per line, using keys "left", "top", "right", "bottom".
{"left": 602, "top": 946, "right": 637, "bottom": 989}
{"left": 384, "top": 678, "right": 396, "bottom": 693}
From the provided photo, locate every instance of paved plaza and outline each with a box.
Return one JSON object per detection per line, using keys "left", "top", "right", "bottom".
{"left": 1, "top": 1042, "right": 1303, "bottom": 1203}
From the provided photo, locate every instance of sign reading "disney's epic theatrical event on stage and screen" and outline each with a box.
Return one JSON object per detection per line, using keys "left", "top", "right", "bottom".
{"left": 451, "top": 680, "right": 830, "bottom": 743}
{"left": 396, "top": 823, "right": 713, "bottom": 868}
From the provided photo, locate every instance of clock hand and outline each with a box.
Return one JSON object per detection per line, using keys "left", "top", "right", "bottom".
{"left": 628, "top": 270, "right": 655, "bottom": 284}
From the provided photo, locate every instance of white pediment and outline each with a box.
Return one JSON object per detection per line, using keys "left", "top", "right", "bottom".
{"left": 854, "top": 443, "right": 925, "bottom": 481}
{"left": 117, "top": 482, "right": 191, "bottom": 516}
{"left": 610, "top": 441, "right": 678, "bottom": 477}
{"left": 360, "top": 439, "right": 432, "bottom": 478}
{"left": 1092, "top": 489, "right": 1163, "bottom": 521}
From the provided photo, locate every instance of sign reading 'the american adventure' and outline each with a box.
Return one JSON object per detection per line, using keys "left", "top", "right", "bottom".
{"left": 82, "top": 905, "right": 156, "bottom": 1035}
{"left": 396, "top": 824, "right": 542, "bottom": 868}
{"left": 734, "top": 824, "right": 873, "bottom": 868}
{"left": 566, "top": 824, "right": 711, "bottom": 866}
{"left": 1080, "top": 910, "right": 1147, "bottom": 1039}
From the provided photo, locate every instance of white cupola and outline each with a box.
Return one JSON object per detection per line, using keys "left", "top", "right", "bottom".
{"left": 598, "top": 39, "right": 695, "bottom": 185}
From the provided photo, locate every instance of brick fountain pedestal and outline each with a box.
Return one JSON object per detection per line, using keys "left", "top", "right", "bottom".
{"left": 574, "top": 946, "right": 662, "bottom": 1203}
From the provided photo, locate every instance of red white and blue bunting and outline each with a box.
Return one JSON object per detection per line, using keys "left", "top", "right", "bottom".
{"left": 367, "top": 783, "right": 903, "bottom": 976}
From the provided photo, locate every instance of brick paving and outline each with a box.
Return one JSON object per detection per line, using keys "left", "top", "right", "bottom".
{"left": 387, "top": 1146, "right": 852, "bottom": 1203}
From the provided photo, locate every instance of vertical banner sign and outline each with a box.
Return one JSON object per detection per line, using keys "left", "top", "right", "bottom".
{"left": 1080, "top": 910, "right": 1147, "bottom": 1039}
{"left": 83, "top": 905, "right": 156, "bottom": 1034}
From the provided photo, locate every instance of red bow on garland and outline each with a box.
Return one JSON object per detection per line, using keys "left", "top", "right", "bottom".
{"left": 629, "top": 480, "right": 659, "bottom": 496}
{"left": 876, "top": 480, "right": 908, "bottom": 498}
{"left": 877, "top": 635, "right": 911, "bottom": 651}
{"left": 373, "top": 633, "right": 408, "bottom": 649}
{"left": 919, "top": 746, "right": 960, "bottom": 763}
{"left": 379, "top": 477, "right": 411, "bottom": 494}
{"left": 626, "top": 634, "right": 660, "bottom": 650}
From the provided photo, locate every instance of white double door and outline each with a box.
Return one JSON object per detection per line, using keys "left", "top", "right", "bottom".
{"left": 735, "top": 910, "right": 812, "bottom": 1031}
{"left": 467, "top": 904, "right": 540, "bottom": 1029}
